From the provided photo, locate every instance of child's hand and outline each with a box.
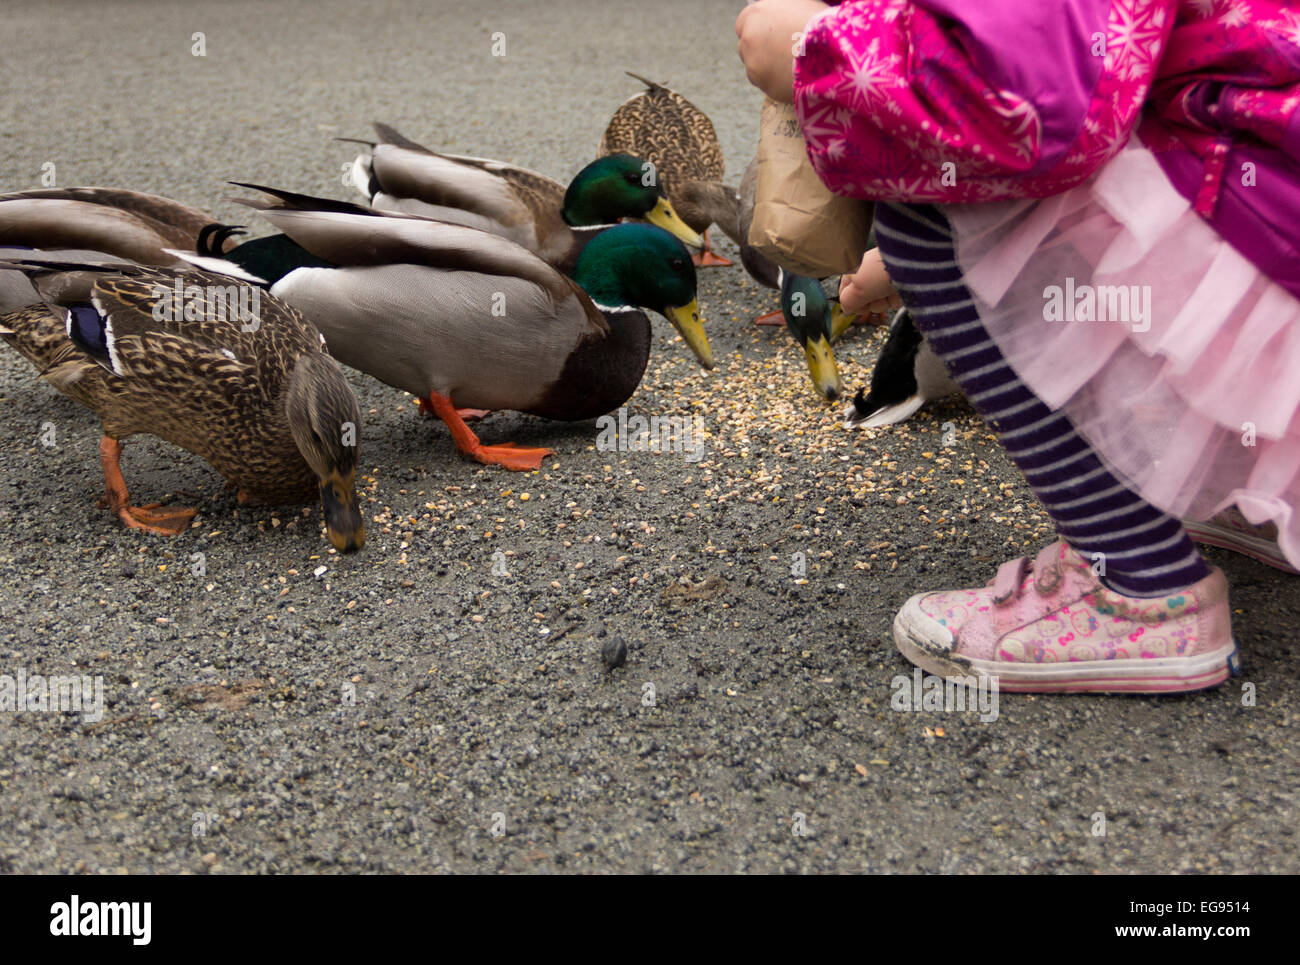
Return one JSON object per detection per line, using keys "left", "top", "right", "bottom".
{"left": 735, "top": 0, "right": 830, "bottom": 104}
{"left": 839, "top": 248, "right": 902, "bottom": 322}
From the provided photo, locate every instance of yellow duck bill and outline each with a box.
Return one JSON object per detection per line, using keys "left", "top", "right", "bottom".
{"left": 645, "top": 197, "right": 704, "bottom": 250}
{"left": 830, "top": 302, "right": 858, "bottom": 343}
{"left": 803, "top": 334, "right": 843, "bottom": 401}
{"left": 664, "top": 299, "right": 713, "bottom": 370}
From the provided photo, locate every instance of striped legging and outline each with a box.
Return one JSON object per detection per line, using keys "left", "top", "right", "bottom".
{"left": 873, "top": 202, "right": 1209, "bottom": 598}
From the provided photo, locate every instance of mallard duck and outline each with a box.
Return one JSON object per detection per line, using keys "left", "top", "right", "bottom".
{"left": 732, "top": 157, "right": 879, "bottom": 400}
{"left": 0, "top": 260, "right": 364, "bottom": 549}
{"left": 727, "top": 164, "right": 849, "bottom": 400}
{"left": 0, "top": 186, "right": 243, "bottom": 268}
{"left": 844, "top": 309, "right": 959, "bottom": 428}
{"left": 184, "top": 185, "right": 710, "bottom": 472}
{"left": 598, "top": 72, "right": 740, "bottom": 267}
{"left": 778, "top": 271, "right": 852, "bottom": 401}
{"left": 348, "top": 123, "right": 702, "bottom": 272}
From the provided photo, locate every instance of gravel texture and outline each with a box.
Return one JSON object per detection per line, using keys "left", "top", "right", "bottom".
{"left": 0, "top": 0, "right": 1296, "bottom": 874}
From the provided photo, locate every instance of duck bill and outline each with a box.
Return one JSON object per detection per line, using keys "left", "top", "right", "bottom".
{"left": 319, "top": 468, "right": 365, "bottom": 552}
{"left": 645, "top": 197, "right": 704, "bottom": 250}
{"left": 664, "top": 299, "right": 713, "bottom": 370}
{"left": 803, "top": 334, "right": 843, "bottom": 401}
{"left": 830, "top": 302, "right": 857, "bottom": 343}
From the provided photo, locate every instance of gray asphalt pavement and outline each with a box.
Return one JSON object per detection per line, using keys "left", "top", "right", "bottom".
{"left": 0, "top": 0, "right": 1295, "bottom": 874}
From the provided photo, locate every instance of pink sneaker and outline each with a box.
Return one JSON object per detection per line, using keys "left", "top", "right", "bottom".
{"left": 1184, "top": 507, "right": 1299, "bottom": 575}
{"left": 893, "top": 541, "right": 1239, "bottom": 694}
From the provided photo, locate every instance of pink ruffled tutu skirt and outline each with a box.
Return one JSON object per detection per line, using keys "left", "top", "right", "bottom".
{"left": 942, "top": 135, "right": 1300, "bottom": 570}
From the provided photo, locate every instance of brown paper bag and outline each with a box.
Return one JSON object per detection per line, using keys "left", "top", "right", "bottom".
{"left": 748, "top": 98, "right": 874, "bottom": 278}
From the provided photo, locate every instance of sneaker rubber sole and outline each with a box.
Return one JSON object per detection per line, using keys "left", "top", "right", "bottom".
{"left": 893, "top": 596, "right": 1239, "bottom": 695}
{"left": 1184, "top": 520, "right": 1299, "bottom": 575}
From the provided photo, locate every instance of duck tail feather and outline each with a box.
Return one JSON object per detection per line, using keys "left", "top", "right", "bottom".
{"left": 196, "top": 223, "right": 247, "bottom": 256}
{"left": 225, "top": 182, "right": 373, "bottom": 216}
{"left": 371, "top": 122, "right": 432, "bottom": 153}
{"left": 844, "top": 391, "right": 926, "bottom": 429}
{"left": 624, "top": 70, "right": 664, "bottom": 90}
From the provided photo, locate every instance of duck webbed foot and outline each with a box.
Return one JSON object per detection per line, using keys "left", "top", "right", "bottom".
{"left": 422, "top": 393, "right": 551, "bottom": 472}
{"left": 119, "top": 503, "right": 199, "bottom": 534}
{"left": 97, "top": 436, "right": 197, "bottom": 535}
{"left": 469, "top": 441, "right": 552, "bottom": 471}
{"left": 691, "top": 231, "right": 732, "bottom": 268}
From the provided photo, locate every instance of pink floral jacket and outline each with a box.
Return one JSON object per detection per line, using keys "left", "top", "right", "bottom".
{"left": 793, "top": 0, "right": 1300, "bottom": 296}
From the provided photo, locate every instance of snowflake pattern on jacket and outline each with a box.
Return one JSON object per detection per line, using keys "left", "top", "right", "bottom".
{"left": 793, "top": 0, "right": 1299, "bottom": 206}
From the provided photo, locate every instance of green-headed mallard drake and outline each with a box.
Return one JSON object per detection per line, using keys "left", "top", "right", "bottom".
{"left": 184, "top": 185, "right": 710, "bottom": 472}
{"left": 730, "top": 158, "right": 865, "bottom": 399}
{"left": 0, "top": 260, "right": 364, "bottom": 549}
{"left": 598, "top": 72, "right": 740, "bottom": 268}
{"left": 779, "top": 270, "right": 851, "bottom": 402}
{"left": 347, "top": 123, "right": 702, "bottom": 272}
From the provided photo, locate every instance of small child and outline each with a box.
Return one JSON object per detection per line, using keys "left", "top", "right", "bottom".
{"left": 738, "top": 0, "right": 1300, "bottom": 693}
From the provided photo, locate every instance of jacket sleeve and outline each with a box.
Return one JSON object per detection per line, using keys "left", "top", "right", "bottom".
{"left": 792, "top": 0, "right": 1177, "bottom": 202}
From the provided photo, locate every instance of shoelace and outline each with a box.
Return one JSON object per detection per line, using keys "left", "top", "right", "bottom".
{"left": 990, "top": 542, "right": 1065, "bottom": 606}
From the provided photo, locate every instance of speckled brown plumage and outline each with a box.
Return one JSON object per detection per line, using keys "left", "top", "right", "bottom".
{"left": 598, "top": 73, "right": 734, "bottom": 237}
{"left": 0, "top": 265, "right": 359, "bottom": 506}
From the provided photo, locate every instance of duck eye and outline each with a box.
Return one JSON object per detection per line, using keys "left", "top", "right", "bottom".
{"left": 670, "top": 257, "right": 687, "bottom": 271}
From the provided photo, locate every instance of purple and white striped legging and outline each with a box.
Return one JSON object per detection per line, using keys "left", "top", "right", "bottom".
{"left": 874, "top": 202, "right": 1209, "bottom": 598}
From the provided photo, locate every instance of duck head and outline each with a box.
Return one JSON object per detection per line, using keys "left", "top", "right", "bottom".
{"left": 285, "top": 353, "right": 365, "bottom": 552}
{"left": 780, "top": 271, "right": 845, "bottom": 402}
{"left": 571, "top": 222, "right": 712, "bottom": 370}
{"left": 563, "top": 154, "right": 703, "bottom": 250}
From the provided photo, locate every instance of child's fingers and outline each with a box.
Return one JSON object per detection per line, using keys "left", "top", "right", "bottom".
{"left": 847, "top": 251, "right": 896, "bottom": 300}
{"left": 840, "top": 281, "right": 901, "bottom": 324}
{"left": 840, "top": 246, "right": 904, "bottom": 320}
{"left": 839, "top": 280, "right": 868, "bottom": 316}
{"left": 866, "top": 293, "right": 903, "bottom": 315}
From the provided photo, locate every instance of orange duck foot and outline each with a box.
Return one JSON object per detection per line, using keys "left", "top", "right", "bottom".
{"left": 466, "top": 442, "right": 553, "bottom": 472}
{"left": 96, "top": 435, "right": 196, "bottom": 535}
{"left": 691, "top": 231, "right": 732, "bottom": 268}
{"left": 117, "top": 502, "right": 197, "bottom": 535}
{"left": 692, "top": 249, "right": 733, "bottom": 268}
{"left": 421, "top": 392, "right": 550, "bottom": 471}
